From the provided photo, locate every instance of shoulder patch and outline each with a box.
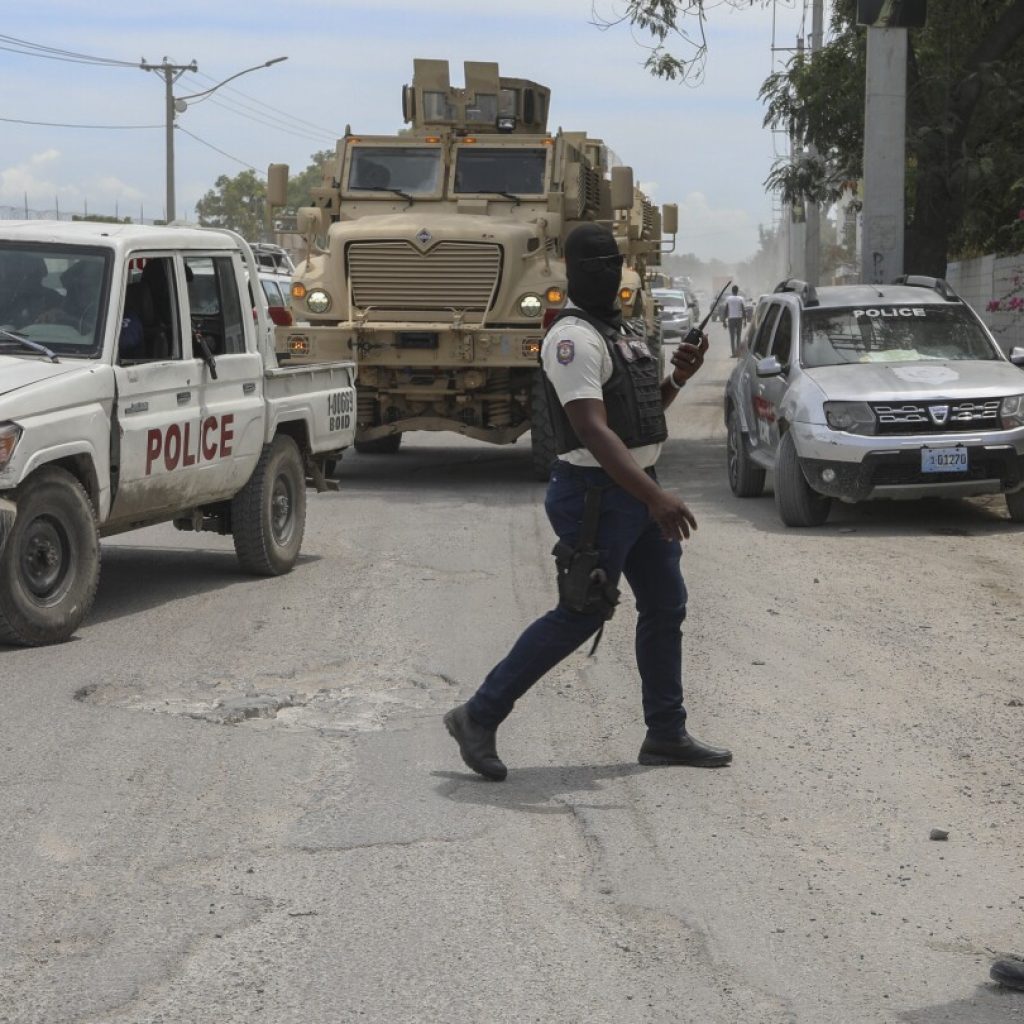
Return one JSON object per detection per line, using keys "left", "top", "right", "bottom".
{"left": 555, "top": 338, "right": 575, "bottom": 365}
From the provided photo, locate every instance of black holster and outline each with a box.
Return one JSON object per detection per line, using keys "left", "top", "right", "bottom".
{"left": 552, "top": 486, "right": 619, "bottom": 621}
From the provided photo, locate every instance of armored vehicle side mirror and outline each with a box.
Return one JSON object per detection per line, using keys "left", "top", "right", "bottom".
{"left": 610, "top": 166, "right": 634, "bottom": 211}
{"left": 297, "top": 207, "right": 329, "bottom": 237}
{"left": 756, "top": 355, "right": 784, "bottom": 378}
{"left": 662, "top": 203, "right": 679, "bottom": 236}
{"left": 1010, "top": 346, "right": 1024, "bottom": 367}
{"left": 267, "top": 164, "right": 289, "bottom": 208}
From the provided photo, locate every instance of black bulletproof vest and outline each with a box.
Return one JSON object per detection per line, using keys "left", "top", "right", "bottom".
{"left": 542, "top": 310, "right": 668, "bottom": 455}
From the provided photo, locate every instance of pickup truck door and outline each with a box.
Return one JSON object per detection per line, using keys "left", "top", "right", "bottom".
{"left": 109, "top": 254, "right": 203, "bottom": 524}
{"left": 181, "top": 253, "right": 264, "bottom": 505}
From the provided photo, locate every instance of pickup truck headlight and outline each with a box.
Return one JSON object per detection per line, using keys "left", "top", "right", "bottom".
{"left": 306, "top": 289, "right": 332, "bottom": 314}
{"left": 0, "top": 423, "right": 22, "bottom": 471}
{"left": 1000, "top": 394, "right": 1024, "bottom": 429}
{"left": 824, "top": 401, "right": 877, "bottom": 435}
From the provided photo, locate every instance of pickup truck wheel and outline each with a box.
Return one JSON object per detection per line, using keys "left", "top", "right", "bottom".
{"left": 0, "top": 467, "right": 100, "bottom": 646}
{"left": 354, "top": 433, "right": 402, "bottom": 455}
{"left": 727, "top": 408, "right": 766, "bottom": 498}
{"left": 774, "top": 430, "right": 831, "bottom": 527}
{"left": 530, "top": 371, "right": 557, "bottom": 481}
{"left": 1006, "top": 489, "right": 1024, "bottom": 522}
{"left": 232, "top": 435, "right": 306, "bottom": 576}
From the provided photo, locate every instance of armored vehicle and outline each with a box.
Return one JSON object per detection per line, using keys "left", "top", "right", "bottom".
{"left": 269, "top": 59, "right": 676, "bottom": 477}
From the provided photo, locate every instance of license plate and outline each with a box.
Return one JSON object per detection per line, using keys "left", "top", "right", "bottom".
{"left": 921, "top": 446, "right": 969, "bottom": 473}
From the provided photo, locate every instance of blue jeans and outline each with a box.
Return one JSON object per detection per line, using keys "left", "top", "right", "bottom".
{"left": 467, "top": 461, "right": 688, "bottom": 740}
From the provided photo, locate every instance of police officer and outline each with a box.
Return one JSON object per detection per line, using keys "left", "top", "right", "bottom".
{"left": 444, "top": 223, "right": 732, "bottom": 781}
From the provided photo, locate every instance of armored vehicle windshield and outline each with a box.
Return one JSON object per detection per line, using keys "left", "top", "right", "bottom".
{"left": 348, "top": 146, "right": 443, "bottom": 195}
{"left": 453, "top": 147, "right": 548, "bottom": 195}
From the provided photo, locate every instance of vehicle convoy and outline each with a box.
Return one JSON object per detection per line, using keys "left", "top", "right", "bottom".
{"left": 268, "top": 59, "right": 676, "bottom": 477}
{"left": 724, "top": 276, "right": 1024, "bottom": 526}
{"left": 0, "top": 222, "right": 356, "bottom": 646}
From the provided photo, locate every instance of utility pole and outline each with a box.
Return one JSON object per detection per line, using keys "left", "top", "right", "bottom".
{"left": 860, "top": 25, "right": 907, "bottom": 282}
{"left": 805, "top": 0, "right": 825, "bottom": 284}
{"left": 787, "top": 37, "right": 807, "bottom": 281}
{"left": 140, "top": 58, "right": 198, "bottom": 223}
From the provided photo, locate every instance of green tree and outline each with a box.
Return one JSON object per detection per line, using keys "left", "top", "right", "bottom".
{"left": 195, "top": 169, "right": 266, "bottom": 238}
{"left": 286, "top": 150, "right": 333, "bottom": 208}
{"left": 760, "top": 0, "right": 1024, "bottom": 273}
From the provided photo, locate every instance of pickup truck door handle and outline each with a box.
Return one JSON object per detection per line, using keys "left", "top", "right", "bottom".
{"left": 243, "top": 382, "right": 256, "bottom": 395}
{"left": 177, "top": 391, "right": 191, "bottom": 405}
{"left": 124, "top": 401, "right": 149, "bottom": 415}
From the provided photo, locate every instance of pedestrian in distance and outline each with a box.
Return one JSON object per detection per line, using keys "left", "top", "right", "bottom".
{"left": 443, "top": 223, "right": 732, "bottom": 782}
{"left": 723, "top": 284, "right": 747, "bottom": 358}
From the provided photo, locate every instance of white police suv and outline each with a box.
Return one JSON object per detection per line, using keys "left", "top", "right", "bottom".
{"left": 724, "top": 277, "right": 1024, "bottom": 526}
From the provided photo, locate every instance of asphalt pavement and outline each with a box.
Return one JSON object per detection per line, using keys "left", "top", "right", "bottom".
{"left": 2, "top": 332, "right": 1024, "bottom": 1023}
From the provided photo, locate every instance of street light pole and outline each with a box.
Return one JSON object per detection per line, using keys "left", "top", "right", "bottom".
{"left": 141, "top": 56, "right": 287, "bottom": 225}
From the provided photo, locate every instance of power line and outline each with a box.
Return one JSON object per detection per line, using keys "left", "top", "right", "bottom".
{"left": 0, "top": 114, "right": 160, "bottom": 129}
{"left": 194, "top": 91, "right": 338, "bottom": 147}
{"left": 0, "top": 33, "right": 138, "bottom": 67}
{"left": 175, "top": 124, "right": 261, "bottom": 173}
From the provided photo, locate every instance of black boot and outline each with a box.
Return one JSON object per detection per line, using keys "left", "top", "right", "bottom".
{"left": 991, "top": 959, "right": 1024, "bottom": 990}
{"left": 638, "top": 731, "right": 732, "bottom": 768}
{"left": 443, "top": 704, "right": 507, "bottom": 781}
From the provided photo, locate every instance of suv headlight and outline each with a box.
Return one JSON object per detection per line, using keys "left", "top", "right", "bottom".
{"left": 518, "top": 294, "right": 543, "bottom": 318}
{"left": 0, "top": 423, "right": 23, "bottom": 471}
{"left": 306, "top": 288, "right": 332, "bottom": 314}
{"left": 1000, "top": 394, "right": 1024, "bottom": 429}
{"left": 824, "top": 401, "right": 876, "bottom": 435}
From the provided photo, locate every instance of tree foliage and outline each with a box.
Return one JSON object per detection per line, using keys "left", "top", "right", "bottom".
{"left": 760, "top": 0, "right": 1024, "bottom": 272}
{"left": 194, "top": 151, "right": 334, "bottom": 238}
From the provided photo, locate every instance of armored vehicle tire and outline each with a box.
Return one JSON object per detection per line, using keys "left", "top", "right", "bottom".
{"left": 530, "top": 371, "right": 557, "bottom": 481}
{"left": 1007, "top": 488, "right": 1024, "bottom": 523}
{"left": 727, "top": 408, "right": 766, "bottom": 498}
{"left": 774, "top": 431, "right": 831, "bottom": 527}
{"left": 354, "top": 434, "right": 402, "bottom": 455}
{"left": 232, "top": 435, "right": 307, "bottom": 576}
{"left": 0, "top": 466, "right": 100, "bottom": 646}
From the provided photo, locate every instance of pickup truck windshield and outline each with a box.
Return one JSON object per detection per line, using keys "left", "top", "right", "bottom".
{"left": 453, "top": 148, "right": 547, "bottom": 195}
{"left": 801, "top": 306, "right": 1000, "bottom": 368}
{"left": 0, "top": 245, "right": 110, "bottom": 358}
{"left": 348, "top": 147, "right": 442, "bottom": 195}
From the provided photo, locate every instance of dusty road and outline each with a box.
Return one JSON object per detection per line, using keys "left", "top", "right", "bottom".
{"left": 3, "top": 336, "right": 1024, "bottom": 1024}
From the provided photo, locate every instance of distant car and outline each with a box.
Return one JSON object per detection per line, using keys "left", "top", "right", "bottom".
{"left": 653, "top": 288, "right": 697, "bottom": 341}
{"left": 724, "top": 276, "right": 1024, "bottom": 526}
{"left": 258, "top": 270, "right": 293, "bottom": 326}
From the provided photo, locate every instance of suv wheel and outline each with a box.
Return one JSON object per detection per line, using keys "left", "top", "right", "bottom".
{"left": 774, "top": 431, "right": 831, "bottom": 527}
{"left": 727, "top": 408, "right": 766, "bottom": 498}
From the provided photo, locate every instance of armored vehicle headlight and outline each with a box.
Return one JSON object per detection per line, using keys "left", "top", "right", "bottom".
{"left": 824, "top": 401, "right": 876, "bottom": 435}
{"left": 1000, "top": 393, "right": 1024, "bottom": 429}
{"left": 306, "top": 289, "right": 331, "bottom": 314}
{"left": 545, "top": 287, "right": 565, "bottom": 304}
{"left": 0, "top": 423, "right": 23, "bottom": 471}
{"left": 291, "top": 282, "right": 307, "bottom": 300}
{"left": 619, "top": 287, "right": 634, "bottom": 303}
{"left": 518, "top": 294, "right": 543, "bottom": 318}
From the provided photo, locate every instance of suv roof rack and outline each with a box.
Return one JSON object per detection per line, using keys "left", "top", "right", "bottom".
{"left": 891, "top": 274, "right": 959, "bottom": 301}
{"left": 773, "top": 278, "right": 819, "bottom": 307}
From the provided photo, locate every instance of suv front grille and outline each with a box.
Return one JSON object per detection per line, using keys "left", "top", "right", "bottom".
{"left": 346, "top": 240, "right": 502, "bottom": 312}
{"left": 871, "top": 399, "right": 1003, "bottom": 434}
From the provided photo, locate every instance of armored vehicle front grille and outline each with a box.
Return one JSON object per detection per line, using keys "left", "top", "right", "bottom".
{"left": 871, "top": 399, "right": 1003, "bottom": 434}
{"left": 346, "top": 240, "right": 502, "bottom": 312}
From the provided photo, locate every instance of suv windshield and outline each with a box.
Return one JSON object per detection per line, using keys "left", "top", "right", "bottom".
{"left": 453, "top": 147, "right": 547, "bottom": 195}
{"left": 0, "top": 245, "right": 110, "bottom": 358}
{"left": 801, "top": 305, "right": 999, "bottom": 368}
{"left": 348, "top": 146, "right": 442, "bottom": 195}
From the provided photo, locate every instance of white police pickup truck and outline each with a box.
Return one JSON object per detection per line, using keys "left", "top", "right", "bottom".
{"left": 0, "top": 222, "right": 356, "bottom": 645}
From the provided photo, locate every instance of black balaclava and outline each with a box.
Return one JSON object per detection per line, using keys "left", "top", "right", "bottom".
{"left": 564, "top": 223, "right": 622, "bottom": 329}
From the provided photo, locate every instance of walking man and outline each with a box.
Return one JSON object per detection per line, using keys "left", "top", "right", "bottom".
{"left": 723, "top": 285, "right": 747, "bottom": 357}
{"left": 443, "top": 223, "right": 732, "bottom": 781}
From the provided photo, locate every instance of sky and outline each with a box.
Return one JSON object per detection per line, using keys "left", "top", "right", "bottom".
{"left": 0, "top": 0, "right": 815, "bottom": 263}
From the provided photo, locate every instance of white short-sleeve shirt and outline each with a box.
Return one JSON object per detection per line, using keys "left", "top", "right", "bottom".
{"left": 540, "top": 311, "right": 662, "bottom": 469}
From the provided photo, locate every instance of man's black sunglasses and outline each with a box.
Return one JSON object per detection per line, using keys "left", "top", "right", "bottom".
{"left": 580, "top": 253, "right": 625, "bottom": 271}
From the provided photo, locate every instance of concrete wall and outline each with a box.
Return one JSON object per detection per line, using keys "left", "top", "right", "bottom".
{"left": 946, "top": 253, "right": 1024, "bottom": 355}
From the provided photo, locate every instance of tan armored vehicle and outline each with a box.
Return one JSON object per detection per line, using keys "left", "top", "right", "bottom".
{"left": 269, "top": 59, "right": 677, "bottom": 477}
